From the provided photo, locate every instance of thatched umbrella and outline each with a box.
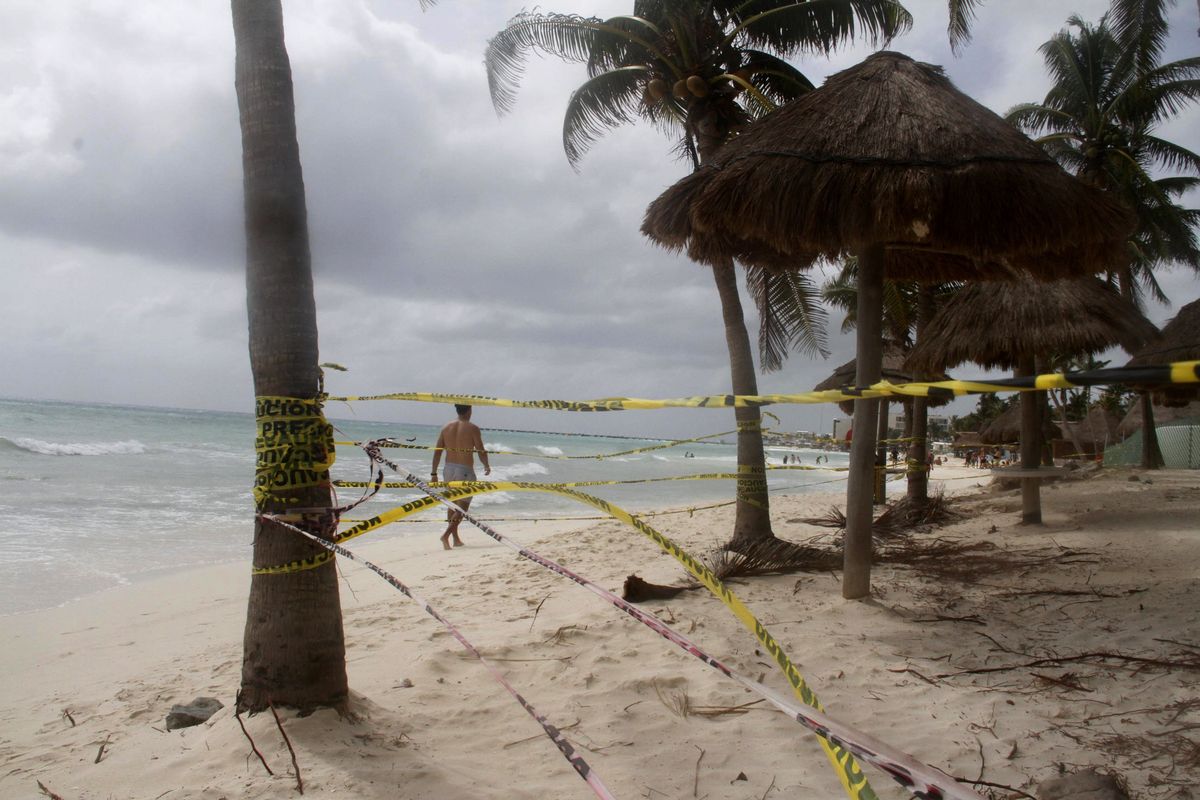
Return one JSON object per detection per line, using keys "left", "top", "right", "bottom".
{"left": 1125, "top": 299, "right": 1200, "bottom": 468}
{"left": 908, "top": 276, "right": 1157, "bottom": 524}
{"left": 642, "top": 51, "right": 1133, "bottom": 599}
{"left": 1118, "top": 397, "right": 1200, "bottom": 438}
{"left": 813, "top": 345, "right": 951, "bottom": 504}
{"left": 980, "top": 402, "right": 1060, "bottom": 446}
{"left": 1062, "top": 406, "right": 1122, "bottom": 455}
{"left": 813, "top": 345, "right": 950, "bottom": 415}
{"left": 952, "top": 431, "right": 982, "bottom": 452}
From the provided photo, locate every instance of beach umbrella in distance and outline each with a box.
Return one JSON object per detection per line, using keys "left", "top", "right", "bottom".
{"left": 813, "top": 345, "right": 951, "bottom": 416}
{"left": 1063, "top": 406, "right": 1123, "bottom": 457}
{"left": 812, "top": 345, "right": 951, "bottom": 505}
{"left": 952, "top": 431, "right": 983, "bottom": 453}
{"left": 980, "top": 402, "right": 1060, "bottom": 448}
{"left": 1125, "top": 298, "right": 1200, "bottom": 467}
{"left": 642, "top": 51, "right": 1133, "bottom": 599}
{"left": 907, "top": 276, "right": 1159, "bottom": 524}
{"left": 1118, "top": 397, "right": 1200, "bottom": 438}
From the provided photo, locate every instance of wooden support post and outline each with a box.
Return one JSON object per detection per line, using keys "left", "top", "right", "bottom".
{"left": 844, "top": 244, "right": 884, "bottom": 600}
{"left": 1018, "top": 356, "right": 1042, "bottom": 525}
{"left": 874, "top": 400, "right": 888, "bottom": 504}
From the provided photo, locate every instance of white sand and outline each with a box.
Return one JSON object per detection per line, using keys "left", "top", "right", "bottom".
{"left": 4, "top": 464, "right": 1198, "bottom": 799}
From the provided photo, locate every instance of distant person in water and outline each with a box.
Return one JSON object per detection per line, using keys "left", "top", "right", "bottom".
{"left": 431, "top": 404, "right": 491, "bottom": 550}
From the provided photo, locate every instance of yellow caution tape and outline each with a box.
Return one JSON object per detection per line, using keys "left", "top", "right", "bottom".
{"left": 331, "top": 464, "right": 847, "bottom": 491}
{"left": 254, "top": 396, "right": 336, "bottom": 506}
{"left": 326, "top": 361, "right": 1200, "bottom": 410}
{"left": 263, "top": 475, "right": 877, "bottom": 800}
{"left": 335, "top": 412, "right": 782, "bottom": 462}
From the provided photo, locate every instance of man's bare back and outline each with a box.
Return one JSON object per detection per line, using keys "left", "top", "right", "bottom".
{"left": 431, "top": 405, "right": 490, "bottom": 550}
{"left": 438, "top": 419, "right": 484, "bottom": 467}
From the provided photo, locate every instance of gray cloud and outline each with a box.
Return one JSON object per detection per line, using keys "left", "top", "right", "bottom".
{"left": 1, "top": 0, "right": 1196, "bottom": 439}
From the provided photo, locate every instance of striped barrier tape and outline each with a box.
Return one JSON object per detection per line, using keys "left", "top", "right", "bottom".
{"left": 330, "top": 462, "right": 848, "bottom": 491}
{"left": 260, "top": 468, "right": 849, "bottom": 577}
{"left": 325, "top": 361, "right": 1199, "bottom": 411}
{"left": 358, "top": 442, "right": 984, "bottom": 800}
{"left": 254, "top": 396, "right": 337, "bottom": 505}
{"left": 334, "top": 412, "right": 783, "bottom": 462}
{"left": 358, "top": 447, "right": 889, "bottom": 796}
{"left": 257, "top": 512, "right": 616, "bottom": 799}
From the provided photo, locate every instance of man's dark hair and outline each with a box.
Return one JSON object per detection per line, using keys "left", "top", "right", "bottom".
{"left": 455, "top": 404, "right": 471, "bottom": 416}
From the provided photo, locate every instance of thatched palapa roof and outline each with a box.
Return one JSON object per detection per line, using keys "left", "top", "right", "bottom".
{"left": 981, "top": 403, "right": 1061, "bottom": 445}
{"left": 952, "top": 431, "right": 982, "bottom": 449}
{"left": 642, "top": 52, "right": 1133, "bottom": 280}
{"left": 1118, "top": 398, "right": 1200, "bottom": 437}
{"left": 1062, "top": 406, "right": 1122, "bottom": 450}
{"left": 906, "top": 277, "right": 1160, "bottom": 373}
{"left": 1127, "top": 299, "right": 1200, "bottom": 406}
{"left": 813, "top": 345, "right": 951, "bottom": 414}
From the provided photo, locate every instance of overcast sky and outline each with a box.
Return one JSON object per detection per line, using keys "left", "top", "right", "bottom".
{"left": 2, "top": 0, "right": 1197, "bottom": 439}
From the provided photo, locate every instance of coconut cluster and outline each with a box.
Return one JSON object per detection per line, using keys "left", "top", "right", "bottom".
{"left": 645, "top": 70, "right": 751, "bottom": 105}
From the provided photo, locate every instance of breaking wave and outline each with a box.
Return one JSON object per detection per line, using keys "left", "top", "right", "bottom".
{"left": 2, "top": 437, "right": 147, "bottom": 456}
{"left": 491, "top": 462, "right": 549, "bottom": 480}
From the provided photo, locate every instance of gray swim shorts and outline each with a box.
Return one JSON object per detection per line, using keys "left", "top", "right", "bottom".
{"left": 442, "top": 463, "right": 476, "bottom": 482}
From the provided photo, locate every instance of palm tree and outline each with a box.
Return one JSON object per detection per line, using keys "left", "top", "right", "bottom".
{"left": 485, "top": 1, "right": 912, "bottom": 549}
{"left": 1006, "top": 9, "right": 1200, "bottom": 308}
{"left": 1008, "top": 2, "right": 1199, "bottom": 469}
{"left": 232, "top": 0, "right": 348, "bottom": 713}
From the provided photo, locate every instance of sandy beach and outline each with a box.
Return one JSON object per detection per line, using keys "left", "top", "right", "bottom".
{"left": 3, "top": 463, "right": 1198, "bottom": 799}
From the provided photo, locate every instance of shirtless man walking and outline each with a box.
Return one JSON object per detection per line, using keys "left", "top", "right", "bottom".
{"left": 431, "top": 404, "right": 491, "bottom": 550}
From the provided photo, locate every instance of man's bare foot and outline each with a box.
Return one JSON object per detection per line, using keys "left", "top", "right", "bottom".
{"left": 440, "top": 533, "right": 452, "bottom": 551}
{"left": 452, "top": 537, "right": 465, "bottom": 547}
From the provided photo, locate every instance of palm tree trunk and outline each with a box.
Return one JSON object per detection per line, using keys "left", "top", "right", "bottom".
{"left": 691, "top": 123, "right": 773, "bottom": 551}
{"left": 712, "top": 259, "right": 774, "bottom": 549}
{"left": 1018, "top": 355, "right": 1042, "bottom": 525}
{"left": 844, "top": 244, "right": 884, "bottom": 599}
{"left": 233, "top": 0, "right": 347, "bottom": 713}
{"left": 906, "top": 286, "right": 936, "bottom": 504}
{"left": 1140, "top": 391, "right": 1166, "bottom": 469}
{"left": 1049, "top": 388, "right": 1087, "bottom": 459}
{"left": 873, "top": 400, "right": 888, "bottom": 504}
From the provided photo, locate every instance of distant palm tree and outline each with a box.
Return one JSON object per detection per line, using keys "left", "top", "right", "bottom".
{"left": 1008, "top": 1, "right": 1199, "bottom": 469}
{"left": 1006, "top": 8, "right": 1200, "bottom": 308}
{"left": 486, "top": 1, "right": 911, "bottom": 548}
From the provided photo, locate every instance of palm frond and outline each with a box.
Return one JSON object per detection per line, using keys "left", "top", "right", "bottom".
{"left": 485, "top": 13, "right": 606, "bottom": 114}
{"left": 1134, "top": 71, "right": 1200, "bottom": 124}
{"left": 740, "top": 49, "right": 815, "bottom": 108}
{"left": 729, "top": 0, "right": 912, "bottom": 57}
{"left": 1005, "top": 102, "right": 1080, "bottom": 136}
{"left": 945, "top": 0, "right": 983, "bottom": 54}
{"left": 1108, "top": 0, "right": 1171, "bottom": 74}
{"left": 586, "top": 14, "right": 667, "bottom": 76}
{"left": 563, "top": 66, "right": 650, "bottom": 168}
{"left": 746, "top": 265, "right": 829, "bottom": 371}
{"left": 821, "top": 258, "right": 859, "bottom": 334}
{"left": 1137, "top": 133, "right": 1200, "bottom": 175}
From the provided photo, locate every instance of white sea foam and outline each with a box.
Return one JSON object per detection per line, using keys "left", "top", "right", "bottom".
{"left": 6, "top": 437, "right": 146, "bottom": 456}
{"left": 535, "top": 445, "right": 564, "bottom": 456}
{"left": 472, "top": 491, "right": 514, "bottom": 506}
{"left": 485, "top": 441, "right": 515, "bottom": 453}
{"left": 491, "top": 462, "right": 548, "bottom": 480}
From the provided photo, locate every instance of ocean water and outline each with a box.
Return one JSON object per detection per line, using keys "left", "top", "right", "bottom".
{"left": 0, "top": 398, "right": 849, "bottom": 615}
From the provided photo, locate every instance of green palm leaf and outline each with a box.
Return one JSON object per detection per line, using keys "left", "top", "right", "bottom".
{"left": 564, "top": 66, "right": 652, "bottom": 167}
{"left": 728, "top": 0, "right": 911, "bottom": 55}
{"left": 747, "top": 265, "right": 829, "bottom": 371}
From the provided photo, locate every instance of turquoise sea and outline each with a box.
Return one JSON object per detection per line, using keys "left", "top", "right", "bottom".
{"left": 0, "top": 398, "right": 850, "bottom": 615}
